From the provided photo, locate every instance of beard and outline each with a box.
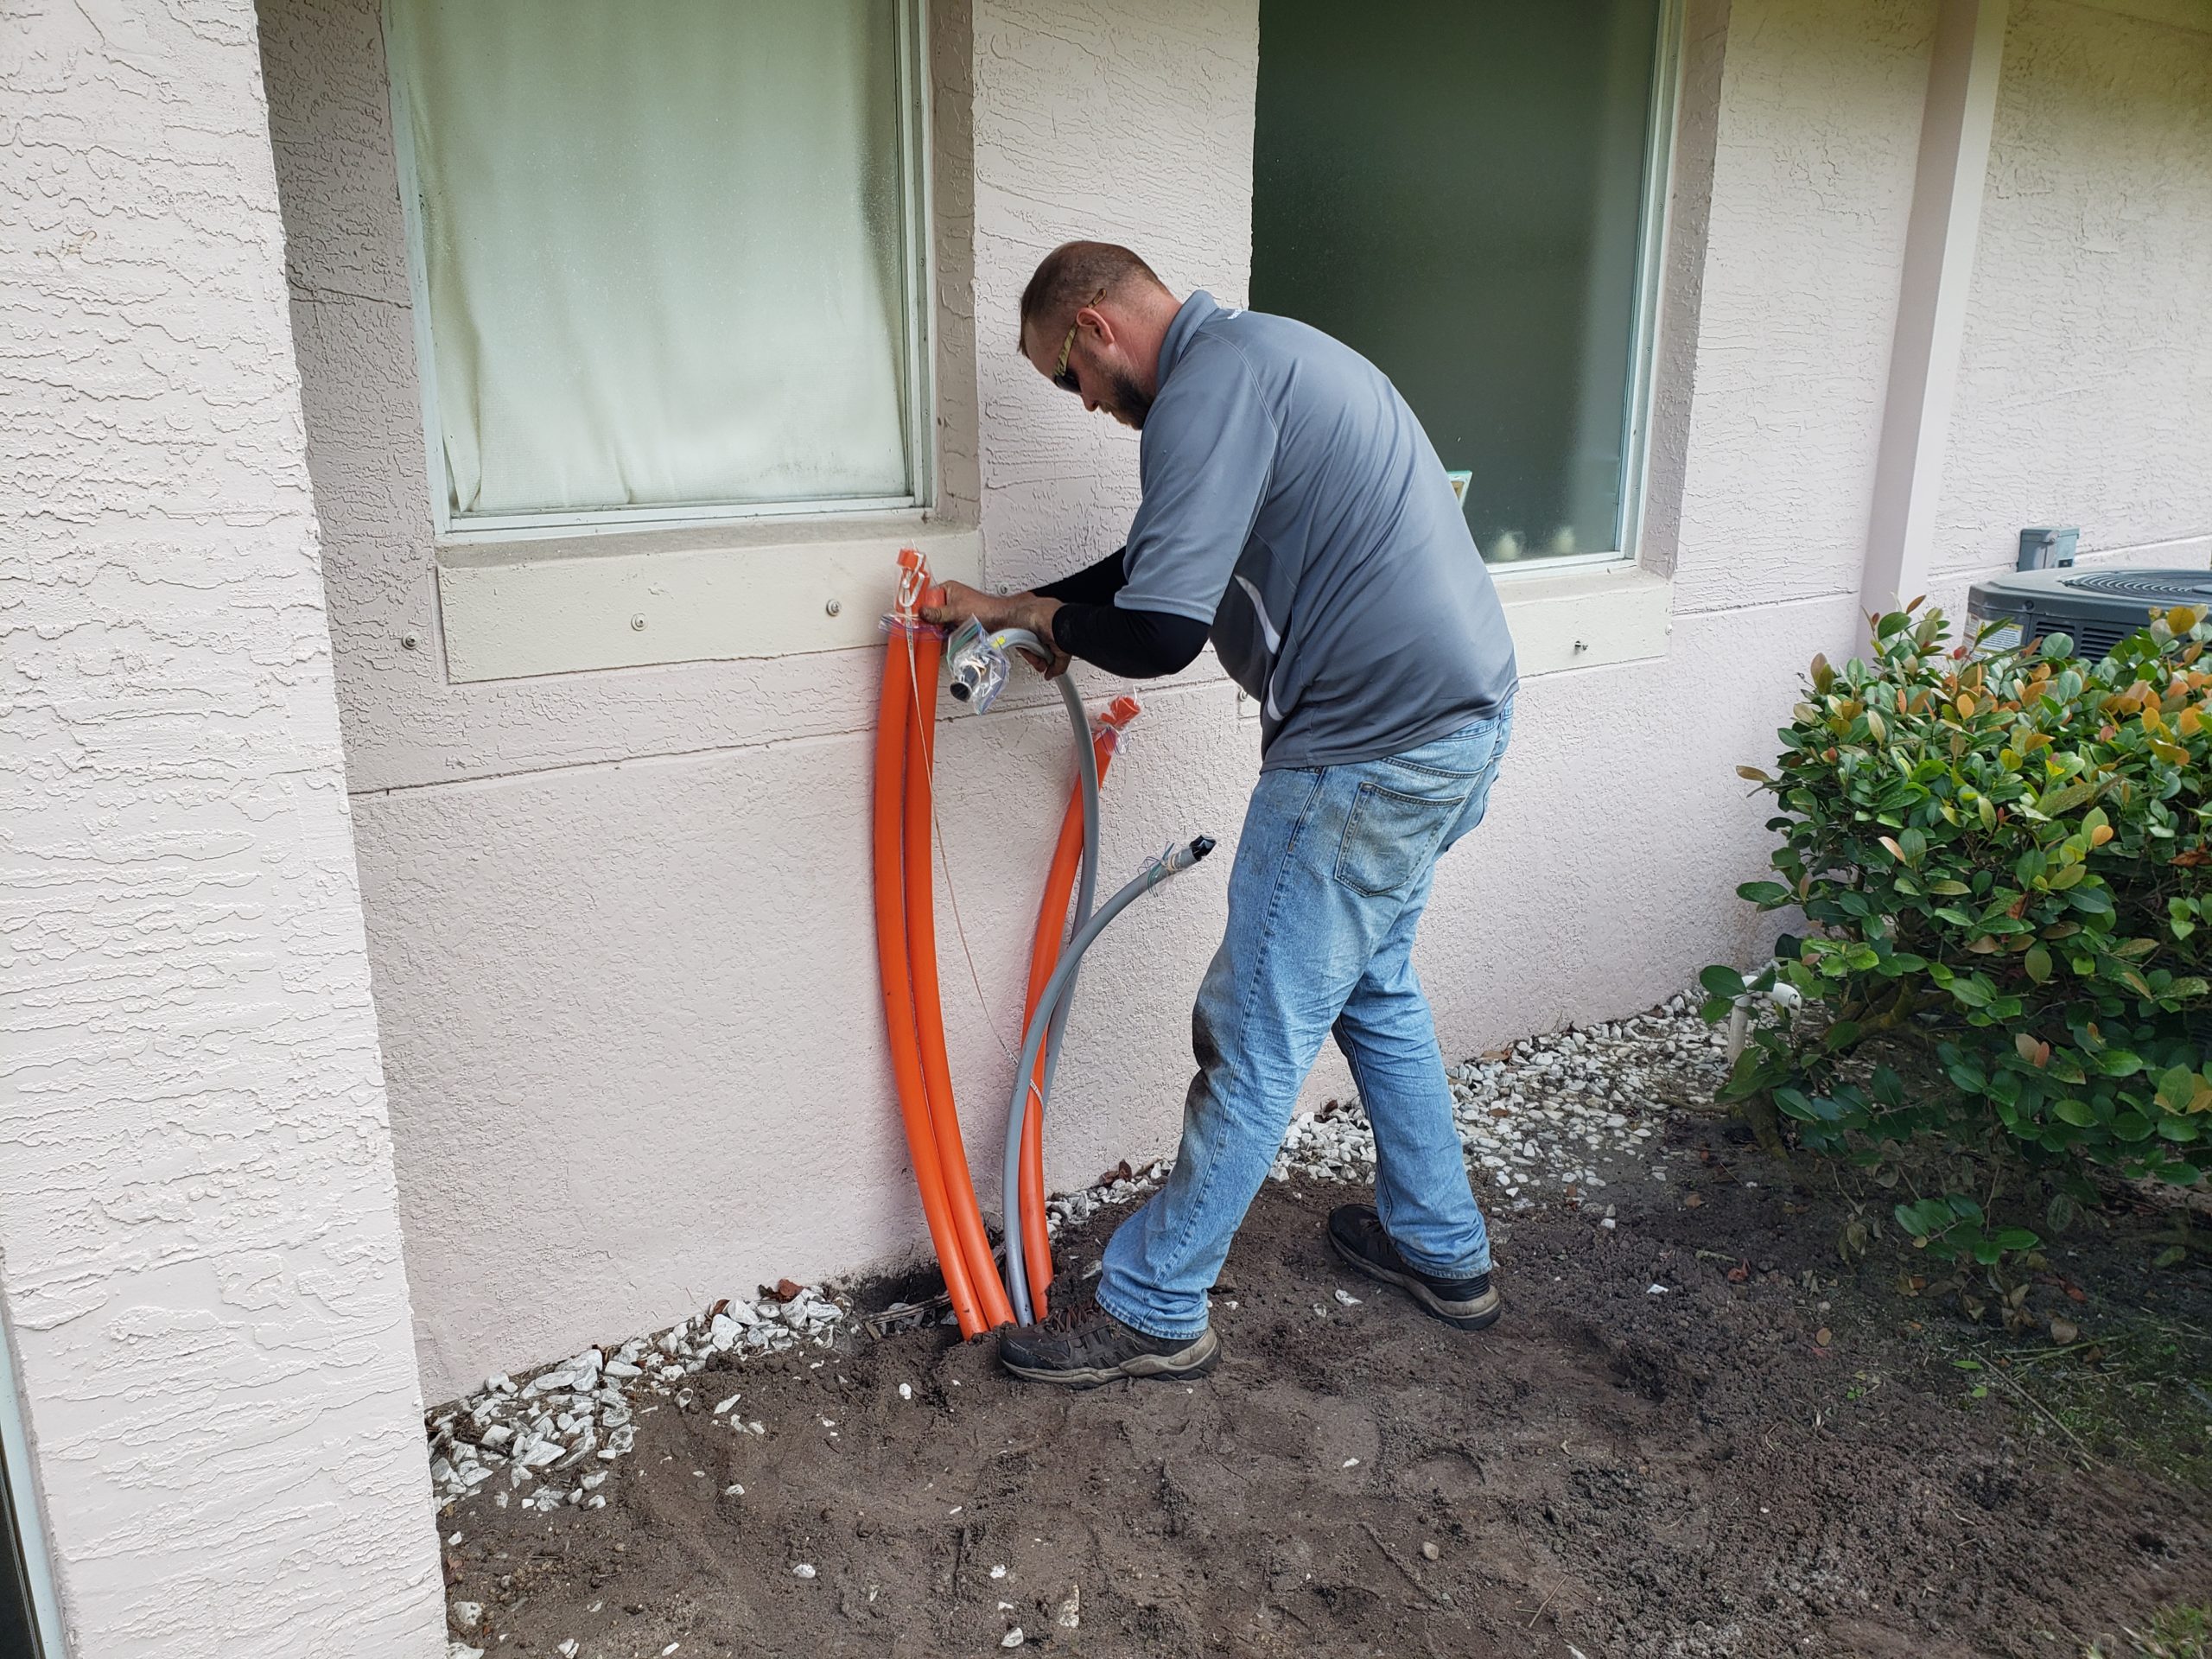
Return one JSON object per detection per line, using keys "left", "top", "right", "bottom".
{"left": 1103, "top": 369, "right": 1154, "bottom": 429}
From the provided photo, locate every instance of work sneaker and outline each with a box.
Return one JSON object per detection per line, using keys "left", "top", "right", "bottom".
{"left": 1327, "top": 1205, "right": 1502, "bottom": 1330}
{"left": 997, "top": 1295, "right": 1222, "bottom": 1388}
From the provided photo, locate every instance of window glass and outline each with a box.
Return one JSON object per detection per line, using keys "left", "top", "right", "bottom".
{"left": 1253, "top": 0, "right": 1666, "bottom": 563}
{"left": 1, "top": 1446, "right": 41, "bottom": 1657}
{"left": 386, "top": 0, "right": 926, "bottom": 527}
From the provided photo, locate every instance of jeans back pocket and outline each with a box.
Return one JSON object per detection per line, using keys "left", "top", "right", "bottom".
{"left": 1332, "top": 777, "right": 1472, "bottom": 898}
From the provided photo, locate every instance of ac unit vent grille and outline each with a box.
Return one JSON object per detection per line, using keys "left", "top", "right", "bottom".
{"left": 2062, "top": 621, "right": 2135, "bottom": 661}
{"left": 2060, "top": 571, "right": 2212, "bottom": 601}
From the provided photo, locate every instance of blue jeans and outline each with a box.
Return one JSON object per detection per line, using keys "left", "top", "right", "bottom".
{"left": 1096, "top": 704, "right": 1514, "bottom": 1339}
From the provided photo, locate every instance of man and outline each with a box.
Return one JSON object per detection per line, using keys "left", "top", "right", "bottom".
{"left": 925, "top": 242, "right": 1517, "bottom": 1387}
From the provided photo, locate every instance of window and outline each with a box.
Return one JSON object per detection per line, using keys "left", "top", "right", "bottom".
{"left": 385, "top": 0, "right": 932, "bottom": 536}
{"left": 1, "top": 1314, "right": 58, "bottom": 1659}
{"left": 1, "top": 1453, "right": 41, "bottom": 1659}
{"left": 1252, "top": 0, "right": 1677, "bottom": 568}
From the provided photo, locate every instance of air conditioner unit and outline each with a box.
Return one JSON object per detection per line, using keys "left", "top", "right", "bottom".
{"left": 1964, "top": 567, "right": 2212, "bottom": 660}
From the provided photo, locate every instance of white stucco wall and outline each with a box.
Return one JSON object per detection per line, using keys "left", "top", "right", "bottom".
{"left": 259, "top": 0, "right": 1279, "bottom": 1403}
{"left": 250, "top": 0, "right": 2209, "bottom": 1406}
{"left": 0, "top": 2, "right": 445, "bottom": 1656}
{"left": 1929, "top": 0, "right": 2212, "bottom": 607}
{"left": 1674, "top": 0, "right": 1942, "bottom": 614}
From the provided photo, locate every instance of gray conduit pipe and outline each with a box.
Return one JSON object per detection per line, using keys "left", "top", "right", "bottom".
{"left": 984, "top": 633, "right": 1104, "bottom": 1223}
{"left": 952, "top": 628, "right": 1102, "bottom": 1325}
{"left": 998, "top": 836, "right": 1216, "bottom": 1320}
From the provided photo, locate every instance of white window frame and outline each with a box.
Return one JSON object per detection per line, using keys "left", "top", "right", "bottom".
{"left": 382, "top": 0, "right": 939, "bottom": 543}
{"left": 1486, "top": 0, "right": 1685, "bottom": 582}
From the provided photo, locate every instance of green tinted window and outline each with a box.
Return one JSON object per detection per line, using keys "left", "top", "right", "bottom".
{"left": 1253, "top": 0, "right": 1669, "bottom": 564}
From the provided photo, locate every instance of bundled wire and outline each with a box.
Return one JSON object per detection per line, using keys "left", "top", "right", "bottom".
{"left": 872, "top": 550, "right": 1208, "bottom": 1334}
{"left": 872, "top": 550, "right": 1007, "bottom": 1336}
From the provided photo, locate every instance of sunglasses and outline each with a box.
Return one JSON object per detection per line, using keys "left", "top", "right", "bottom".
{"left": 1052, "top": 288, "right": 1109, "bottom": 393}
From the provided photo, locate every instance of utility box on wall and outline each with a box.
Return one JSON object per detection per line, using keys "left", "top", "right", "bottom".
{"left": 2017, "top": 525, "right": 2080, "bottom": 571}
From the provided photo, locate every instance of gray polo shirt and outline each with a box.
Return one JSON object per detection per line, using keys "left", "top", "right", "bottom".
{"left": 1117, "top": 291, "right": 1518, "bottom": 770}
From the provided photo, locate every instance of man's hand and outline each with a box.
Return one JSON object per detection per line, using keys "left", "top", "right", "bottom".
{"left": 922, "top": 581, "right": 1069, "bottom": 677}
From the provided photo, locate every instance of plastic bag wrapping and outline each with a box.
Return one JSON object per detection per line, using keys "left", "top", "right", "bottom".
{"left": 1093, "top": 692, "right": 1141, "bottom": 754}
{"left": 880, "top": 612, "right": 948, "bottom": 639}
{"left": 944, "top": 617, "right": 1011, "bottom": 711}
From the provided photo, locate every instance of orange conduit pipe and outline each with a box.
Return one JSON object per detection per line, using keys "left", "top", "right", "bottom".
{"left": 900, "top": 586, "right": 1018, "bottom": 1333}
{"left": 1014, "top": 694, "right": 1141, "bottom": 1317}
{"left": 871, "top": 555, "right": 986, "bottom": 1336}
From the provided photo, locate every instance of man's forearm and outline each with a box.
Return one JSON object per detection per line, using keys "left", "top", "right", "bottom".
{"left": 1051, "top": 602, "right": 1210, "bottom": 679}
{"left": 1034, "top": 546, "right": 1129, "bottom": 607}
{"left": 920, "top": 563, "right": 1208, "bottom": 681}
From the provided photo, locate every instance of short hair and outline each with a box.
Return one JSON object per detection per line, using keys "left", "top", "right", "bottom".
{"left": 1016, "top": 241, "right": 1165, "bottom": 353}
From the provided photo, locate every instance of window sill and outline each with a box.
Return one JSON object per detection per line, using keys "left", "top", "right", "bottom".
{"left": 434, "top": 531, "right": 1672, "bottom": 685}
{"left": 1491, "top": 558, "right": 1674, "bottom": 677}
{"left": 434, "top": 514, "right": 983, "bottom": 683}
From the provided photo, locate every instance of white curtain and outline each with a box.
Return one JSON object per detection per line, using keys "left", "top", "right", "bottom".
{"left": 388, "top": 0, "right": 915, "bottom": 520}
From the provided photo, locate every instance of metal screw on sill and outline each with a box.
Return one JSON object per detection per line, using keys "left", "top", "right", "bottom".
{"left": 400, "top": 632, "right": 419, "bottom": 651}
{"left": 824, "top": 599, "right": 842, "bottom": 617}
{"left": 631, "top": 613, "right": 647, "bottom": 632}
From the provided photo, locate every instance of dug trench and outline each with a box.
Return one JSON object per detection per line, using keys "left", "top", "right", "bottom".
{"left": 435, "top": 1110, "right": 2211, "bottom": 1659}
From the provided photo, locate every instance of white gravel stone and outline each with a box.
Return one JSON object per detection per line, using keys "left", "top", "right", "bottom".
{"left": 423, "top": 1289, "right": 847, "bottom": 1505}
{"left": 427, "top": 989, "right": 1717, "bottom": 1513}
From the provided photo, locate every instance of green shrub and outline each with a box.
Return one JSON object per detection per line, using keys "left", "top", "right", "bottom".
{"left": 1710, "top": 601, "right": 2212, "bottom": 1261}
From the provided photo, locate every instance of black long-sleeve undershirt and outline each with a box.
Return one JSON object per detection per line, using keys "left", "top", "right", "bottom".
{"left": 1034, "top": 547, "right": 1211, "bottom": 679}
{"left": 1034, "top": 546, "right": 1133, "bottom": 607}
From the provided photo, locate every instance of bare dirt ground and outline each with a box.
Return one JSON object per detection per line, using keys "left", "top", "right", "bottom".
{"left": 434, "top": 1109, "right": 2212, "bottom": 1659}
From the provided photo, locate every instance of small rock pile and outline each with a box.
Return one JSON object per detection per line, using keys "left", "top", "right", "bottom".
{"left": 1045, "top": 1157, "right": 1171, "bottom": 1235}
{"left": 425, "top": 1285, "right": 845, "bottom": 1510}
{"left": 1271, "top": 991, "right": 1730, "bottom": 1205}
{"left": 427, "top": 992, "right": 1731, "bottom": 1517}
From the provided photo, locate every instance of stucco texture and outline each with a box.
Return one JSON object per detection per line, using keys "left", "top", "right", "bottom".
{"left": 259, "top": 0, "right": 1280, "bottom": 1403}
{"left": 1670, "top": 0, "right": 1941, "bottom": 616}
{"left": 251, "top": 0, "right": 2210, "bottom": 1408}
{"left": 0, "top": 1, "right": 444, "bottom": 1655}
{"left": 1932, "top": 0, "right": 2212, "bottom": 588}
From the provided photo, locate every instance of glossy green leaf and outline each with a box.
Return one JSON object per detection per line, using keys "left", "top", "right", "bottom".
{"left": 1700, "top": 964, "right": 1745, "bottom": 1000}
{"left": 2155, "top": 1066, "right": 2200, "bottom": 1114}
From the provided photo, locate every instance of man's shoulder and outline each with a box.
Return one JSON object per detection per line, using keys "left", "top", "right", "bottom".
{"left": 1188, "top": 309, "right": 1386, "bottom": 416}
{"left": 1156, "top": 308, "right": 1336, "bottom": 418}
{"left": 1148, "top": 325, "right": 1274, "bottom": 435}
{"left": 1191, "top": 304, "right": 1324, "bottom": 360}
